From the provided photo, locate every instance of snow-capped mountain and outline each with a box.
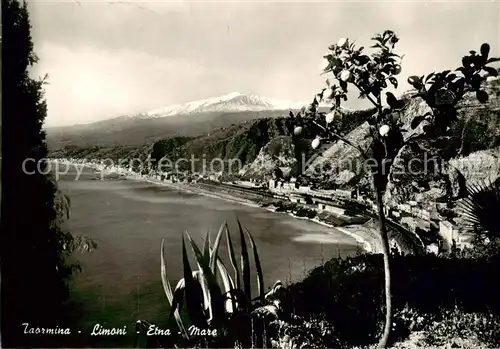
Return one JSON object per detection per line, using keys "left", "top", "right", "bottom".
{"left": 140, "top": 92, "right": 308, "bottom": 118}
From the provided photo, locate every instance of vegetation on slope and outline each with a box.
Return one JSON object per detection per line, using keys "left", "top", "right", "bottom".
{"left": 1, "top": 1, "right": 95, "bottom": 347}
{"left": 49, "top": 108, "right": 374, "bottom": 179}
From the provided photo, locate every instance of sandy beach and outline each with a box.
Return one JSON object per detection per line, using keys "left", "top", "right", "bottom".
{"left": 142, "top": 176, "right": 380, "bottom": 254}
{"left": 54, "top": 159, "right": 379, "bottom": 254}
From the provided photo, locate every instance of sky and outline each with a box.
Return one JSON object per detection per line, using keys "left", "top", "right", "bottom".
{"left": 28, "top": 0, "right": 500, "bottom": 127}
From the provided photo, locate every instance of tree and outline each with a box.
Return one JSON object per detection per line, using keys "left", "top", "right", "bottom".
{"left": 291, "top": 31, "right": 499, "bottom": 347}
{"left": 1, "top": 1, "right": 95, "bottom": 347}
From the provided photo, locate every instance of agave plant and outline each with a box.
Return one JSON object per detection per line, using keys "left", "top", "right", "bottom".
{"left": 136, "top": 219, "right": 282, "bottom": 348}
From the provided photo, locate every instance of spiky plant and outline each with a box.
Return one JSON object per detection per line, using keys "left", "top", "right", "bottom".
{"left": 458, "top": 179, "right": 500, "bottom": 239}
{"left": 135, "top": 219, "right": 281, "bottom": 348}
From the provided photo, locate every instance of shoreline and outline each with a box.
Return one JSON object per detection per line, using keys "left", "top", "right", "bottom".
{"left": 54, "top": 159, "right": 377, "bottom": 254}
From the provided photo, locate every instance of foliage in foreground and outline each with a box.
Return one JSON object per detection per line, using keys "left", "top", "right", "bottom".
{"left": 2, "top": 1, "right": 96, "bottom": 347}
{"left": 290, "top": 29, "right": 499, "bottom": 347}
{"left": 272, "top": 252, "right": 500, "bottom": 348}
{"left": 458, "top": 178, "right": 500, "bottom": 239}
{"left": 135, "top": 220, "right": 282, "bottom": 348}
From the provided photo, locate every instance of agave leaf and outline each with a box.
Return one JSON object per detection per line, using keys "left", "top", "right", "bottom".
{"left": 216, "top": 257, "right": 237, "bottom": 313}
{"left": 216, "top": 257, "right": 235, "bottom": 293}
{"left": 160, "top": 239, "right": 189, "bottom": 339}
{"left": 185, "top": 231, "right": 225, "bottom": 327}
{"left": 170, "top": 279, "right": 185, "bottom": 315}
{"left": 243, "top": 227, "right": 265, "bottom": 302}
{"left": 237, "top": 218, "right": 251, "bottom": 301}
{"left": 209, "top": 221, "right": 227, "bottom": 274}
{"left": 187, "top": 233, "right": 215, "bottom": 323}
{"left": 203, "top": 230, "right": 211, "bottom": 261}
{"left": 192, "top": 270, "right": 211, "bottom": 318}
{"left": 225, "top": 288, "right": 251, "bottom": 312}
{"left": 226, "top": 224, "right": 241, "bottom": 289}
{"left": 182, "top": 233, "right": 208, "bottom": 328}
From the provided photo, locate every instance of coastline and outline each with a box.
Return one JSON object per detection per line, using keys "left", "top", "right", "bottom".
{"left": 55, "top": 159, "right": 378, "bottom": 254}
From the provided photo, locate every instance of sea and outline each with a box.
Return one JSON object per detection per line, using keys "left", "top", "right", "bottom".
{"left": 57, "top": 165, "right": 361, "bottom": 347}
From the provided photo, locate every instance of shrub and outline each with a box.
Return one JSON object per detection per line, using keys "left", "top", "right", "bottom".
{"left": 278, "top": 253, "right": 500, "bottom": 347}
{"left": 135, "top": 220, "right": 281, "bottom": 348}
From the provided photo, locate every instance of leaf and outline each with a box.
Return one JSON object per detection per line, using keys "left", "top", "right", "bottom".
{"left": 483, "top": 66, "right": 499, "bottom": 77}
{"left": 203, "top": 231, "right": 210, "bottom": 261}
{"left": 335, "top": 95, "right": 341, "bottom": 108}
{"left": 209, "top": 222, "right": 226, "bottom": 273}
{"left": 389, "top": 77, "right": 398, "bottom": 89}
{"left": 425, "top": 72, "right": 436, "bottom": 83}
{"left": 226, "top": 225, "right": 241, "bottom": 289}
{"left": 385, "top": 92, "right": 399, "bottom": 109}
{"left": 486, "top": 57, "right": 500, "bottom": 64}
{"left": 339, "top": 80, "right": 348, "bottom": 93}
{"left": 237, "top": 218, "right": 251, "bottom": 301}
{"left": 215, "top": 257, "right": 237, "bottom": 313}
{"left": 160, "top": 239, "right": 189, "bottom": 339}
{"left": 224, "top": 288, "right": 251, "bottom": 312}
{"left": 244, "top": 227, "right": 265, "bottom": 302}
{"left": 476, "top": 90, "right": 489, "bottom": 103}
{"left": 446, "top": 73, "right": 457, "bottom": 82}
{"left": 192, "top": 270, "right": 211, "bottom": 319}
{"left": 181, "top": 233, "right": 207, "bottom": 328}
{"left": 171, "top": 278, "right": 186, "bottom": 316}
{"left": 462, "top": 55, "right": 472, "bottom": 67}
{"left": 356, "top": 55, "right": 370, "bottom": 65}
{"left": 185, "top": 232, "right": 224, "bottom": 327}
{"left": 407, "top": 75, "right": 423, "bottom": 89}
{"left": 480, "top": 43, "right": 490, "bottom": 59}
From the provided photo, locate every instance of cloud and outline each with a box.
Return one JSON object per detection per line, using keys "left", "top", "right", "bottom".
{"left": 28, "top": 0, "right": 500, "bottom": 126}
{"left": 35, "top": 43, "right": 204, "bottom": 126}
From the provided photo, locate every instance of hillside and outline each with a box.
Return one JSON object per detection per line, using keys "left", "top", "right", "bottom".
{"left": 304, "top": 76, "right": 500, "bottom": 190}
{"left": 45, "top": 92, "right": 312, "bottom": 149}
{"left": 46, "top": 109, "right": 290, "bottom": 149}
{"left": 48, "top": 75, "right": 500, "bottom": 198}
{"left": 49, "top": 107, "right": 374, "bottom": 180}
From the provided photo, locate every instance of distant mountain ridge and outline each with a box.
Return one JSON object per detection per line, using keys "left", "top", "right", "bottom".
{"left": 45, "top": 92, "right": 329, "bottom": 149}
{"left": 139, "top": 92, "right": 308, "bottom": 118}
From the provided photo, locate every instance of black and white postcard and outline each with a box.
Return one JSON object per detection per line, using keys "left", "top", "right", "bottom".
{"left": 2, "top": 1, "right": 500, "bottom": 348}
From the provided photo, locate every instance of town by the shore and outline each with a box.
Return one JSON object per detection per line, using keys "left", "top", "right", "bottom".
{"left": 50, "top": 158, "right": 382, "bottom": 254}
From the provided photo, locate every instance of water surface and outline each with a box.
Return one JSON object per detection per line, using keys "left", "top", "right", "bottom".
{"left": 59, "top": 166, "right": 360, "bottom": 346}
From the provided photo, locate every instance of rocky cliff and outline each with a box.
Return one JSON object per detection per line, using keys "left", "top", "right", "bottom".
{"left": 50, "top": 73, "right": 500, "bottom": 200}
{"left": 300, "top": 75, "right": 500, "bottom": 204}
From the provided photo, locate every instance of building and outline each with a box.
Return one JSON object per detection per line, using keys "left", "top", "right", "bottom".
{"left": 290, "top": 194, "right": 307, "bottom": 204}
{"left": 315, "top": 198, "right": 345, "bottom": 215}
{"left": 335, "top": 189, "right": 355, "bottom": 199}
{"left": 390, "top": 209, "right": 401, "bottom": 219}
{"left": 439, "top": 221, "right": 459, "bottom": 251}
{"left": 398, "top": 204, "right": 412, "bottom": 213}
{"left": 298, "top": 186, "right": 311, "bottom": 193}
